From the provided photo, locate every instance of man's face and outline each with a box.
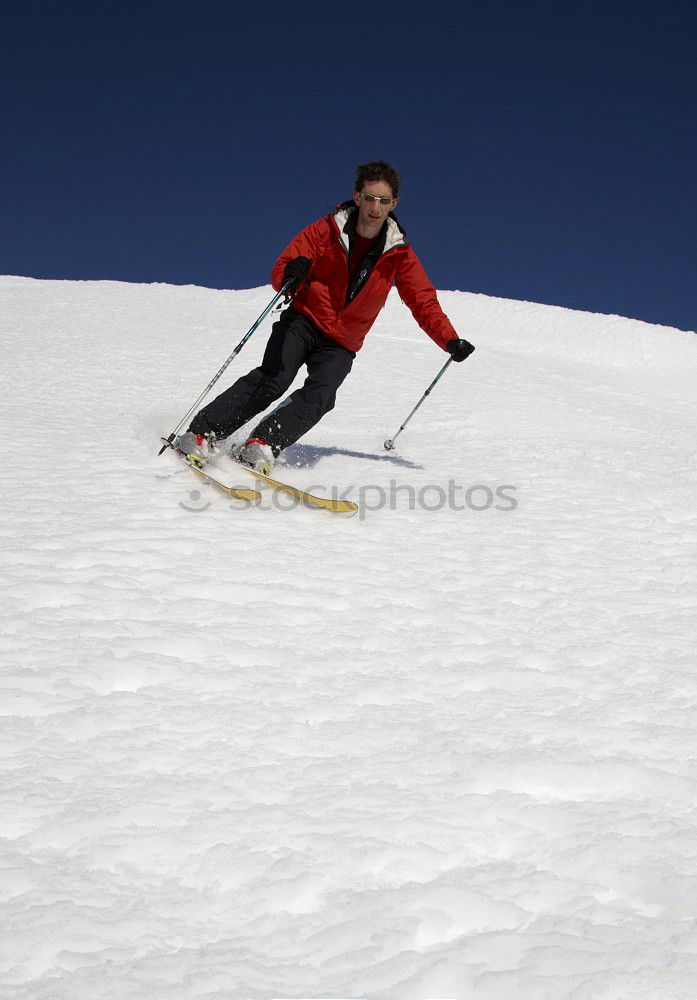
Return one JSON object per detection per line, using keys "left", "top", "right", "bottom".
{"left": 353, "top": 179, "right": 397, "bottom": 231}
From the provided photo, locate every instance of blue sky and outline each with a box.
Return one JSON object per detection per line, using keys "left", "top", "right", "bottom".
{"left": 2, "top": 0, "right": 695, "bottom": 331}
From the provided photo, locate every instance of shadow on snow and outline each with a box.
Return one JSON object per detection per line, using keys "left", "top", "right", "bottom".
{"left": 281, "top": 443, "right": 422, "bottom": 470}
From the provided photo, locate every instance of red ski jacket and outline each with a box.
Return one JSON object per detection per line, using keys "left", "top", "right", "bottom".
{"left": 270, "top": 205, "right": 458, "bottom": 354}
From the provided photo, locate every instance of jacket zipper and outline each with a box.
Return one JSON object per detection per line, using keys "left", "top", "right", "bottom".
{"left": 333, "top": 211, "right": 406, "bottom": 304}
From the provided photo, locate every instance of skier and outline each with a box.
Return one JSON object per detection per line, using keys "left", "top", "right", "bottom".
{"left": 175, "top": 160, "right": 475, "bottom": 474}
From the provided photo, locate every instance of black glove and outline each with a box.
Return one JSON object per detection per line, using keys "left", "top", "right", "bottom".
{"left": 447, "top": 337, "right": 475, "bottom": 362}
{"left": 282, "top": 256, "right": 311, "bottom": 294}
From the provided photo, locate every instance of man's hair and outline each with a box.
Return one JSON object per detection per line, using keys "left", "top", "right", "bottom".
{"left": 354, "top": 160, "right": 400, "bottom": 199}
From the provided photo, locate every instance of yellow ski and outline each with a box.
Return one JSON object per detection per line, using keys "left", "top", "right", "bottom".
{"left": 175, "top": 451, "right": 261, "bottom": 503}
{"left": 239, "top": 465, "right": 358, "bottom": 515}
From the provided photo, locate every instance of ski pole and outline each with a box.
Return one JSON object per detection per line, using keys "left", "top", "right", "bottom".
{"left": 159, "top": 279, "right": 293, "bottom": 455}
{"left": 384, "top": 356, "right": 453, "bottom": 451}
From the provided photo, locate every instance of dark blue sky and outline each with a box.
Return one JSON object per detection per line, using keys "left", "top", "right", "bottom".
{"left": 2, "top": 0, "right": 695, "bottom": 331}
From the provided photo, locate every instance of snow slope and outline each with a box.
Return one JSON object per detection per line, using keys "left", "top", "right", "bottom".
{"left": 2, "top": 275, "right": 697, "bottom": 1000}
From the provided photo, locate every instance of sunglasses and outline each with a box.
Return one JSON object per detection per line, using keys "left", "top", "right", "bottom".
{"left": 360, "top": 193, "right": 394, "bottom": 205}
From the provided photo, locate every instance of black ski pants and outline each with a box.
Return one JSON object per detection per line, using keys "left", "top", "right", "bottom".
{"left": 190, "top": 309, "right": 355, "bottom": 454}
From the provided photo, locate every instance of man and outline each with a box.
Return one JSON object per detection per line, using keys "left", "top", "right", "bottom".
{"left": 175, "top": 160, "right": 474, "bottom": 474}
